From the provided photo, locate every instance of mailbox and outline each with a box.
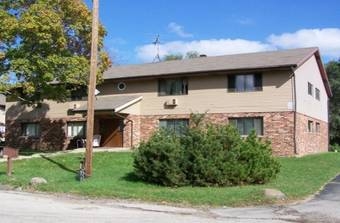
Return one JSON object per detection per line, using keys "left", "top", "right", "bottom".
{"left": 3, "top": 147, "right": 19, "bottom": 158}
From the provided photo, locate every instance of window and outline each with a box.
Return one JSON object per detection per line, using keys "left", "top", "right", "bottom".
{"left": 315, "top": 88, "right": 320, "bottom": 100}
{"left": 308, "top": 120, "right": 314, "bottom": 132}
{"left": 228, "top": 74, "right": 262, "bottom": 92}
{"left": 308, "top": 82, "right": 313, "bottom": 96}
{"left": 70, "top": 86, "right": 87, "bottom": 101}
{"left": 22, "top": 123, "right": 40, "bottom": 137}
{"left": 229, "top": 117, "right": 263, "bottom": 135}
{"left": 316, "top": 122, "right": 320, "bottom": 133}
{"left": 159, "top": 119, "right": 189, "bottom": 135}
{"left": 67, "top": 122, "right": 86, "bottom": 137}
{"left": 158, "top": 78, "right": 188, "bottom": 96}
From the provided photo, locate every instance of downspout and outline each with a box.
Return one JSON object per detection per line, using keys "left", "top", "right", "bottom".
{"left": 114, "top": 112, "right": 133, "bottom": 148}
{"left": 290, "top": 68, "right": 298, "bottom": 155}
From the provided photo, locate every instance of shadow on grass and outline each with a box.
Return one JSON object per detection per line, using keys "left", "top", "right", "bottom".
{"left": 0, "top": 171, "right": 6, "bottom": 176}
{"left": 121, "top": 172, "right": 144, "bottom": 183}
{"left": 40, "top": 155, "right": 77, "bottom": 174}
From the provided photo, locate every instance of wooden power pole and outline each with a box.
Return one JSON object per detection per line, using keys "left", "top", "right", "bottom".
{"left": 85, "top": 0, "right": 99, "bottom": 177}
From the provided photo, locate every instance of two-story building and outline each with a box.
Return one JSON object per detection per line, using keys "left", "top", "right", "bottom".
{"left": 6, "top": 47, "right": 331, "bottom": 156}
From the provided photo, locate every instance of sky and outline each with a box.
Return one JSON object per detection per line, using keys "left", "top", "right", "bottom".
{"left": 84, "top": 0, "right": 340, "bottom": 65}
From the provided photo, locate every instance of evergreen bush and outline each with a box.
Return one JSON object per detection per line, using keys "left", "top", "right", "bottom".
{"left": 133, "top": 115, "right": 280, "bottom": 187}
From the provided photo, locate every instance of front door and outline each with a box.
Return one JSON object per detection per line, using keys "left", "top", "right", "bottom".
{"left": 99, "top": 118, "right": 123, "bottom": 147}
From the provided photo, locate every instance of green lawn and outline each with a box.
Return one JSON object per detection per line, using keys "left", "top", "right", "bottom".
{"left": 0, "top": 152, "right": 339, "bottom": 207}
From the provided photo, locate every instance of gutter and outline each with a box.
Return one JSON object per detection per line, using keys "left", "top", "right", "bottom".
{"left": 290, "top": 68, "right": 298, "bottom": 155}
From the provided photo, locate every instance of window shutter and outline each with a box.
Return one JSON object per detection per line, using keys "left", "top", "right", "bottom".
{"left": 228, "top": 75, "right": 236, "bottom": 92}
{"left": 254, "top": 73, "right": 262, "bottom": 90}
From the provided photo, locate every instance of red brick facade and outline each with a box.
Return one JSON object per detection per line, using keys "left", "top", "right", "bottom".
{"left": 128, "top": 112, "right": 296, "bottom": 156}
{"left": 295, "top": 113, "right": 329, "bottom": 155}
{"left": 6, "top": 111, "right": 329, "bottom": 156}
{"left": 6, "top": 117, "right": 86, "bottom": 151}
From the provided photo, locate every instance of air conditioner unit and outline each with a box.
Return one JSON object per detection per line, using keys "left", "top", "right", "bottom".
{"left": 166, "top": 98, "right": 178, "bottom": 106}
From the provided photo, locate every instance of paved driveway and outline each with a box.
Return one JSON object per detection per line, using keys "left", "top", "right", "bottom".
{"left": 0, "top": 175, "right": 339, "bottom": 223}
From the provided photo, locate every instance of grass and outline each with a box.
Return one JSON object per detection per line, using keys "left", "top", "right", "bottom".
{"left": 0, "top": 152, "right": 339, "bottom": 207}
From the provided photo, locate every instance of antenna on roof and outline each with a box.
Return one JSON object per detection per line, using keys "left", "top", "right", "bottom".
{"left": 152, "top": 34, "right": 161, "bottom": 63}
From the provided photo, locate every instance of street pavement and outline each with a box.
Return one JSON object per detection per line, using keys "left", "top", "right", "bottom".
{"left": 0, "top": 175, "right": 339, "bottom": 223}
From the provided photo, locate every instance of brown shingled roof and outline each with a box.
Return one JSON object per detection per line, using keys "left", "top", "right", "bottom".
{"left": 104, "top": 47, "right": 319, "bottom": 79}
{"left": 103, "top": 47, "right": 332, "bottom": 97}
{"left": 74, "top": 95, "right": 142, "bottom": 112}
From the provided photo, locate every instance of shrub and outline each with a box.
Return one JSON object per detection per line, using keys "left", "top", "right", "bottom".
{"left": 330, "top": 143, "right": 340, "bottom": 152}
{"left": 133, "top": 129, "right": 187, "bottom": 186}
{"left": 133, "top": 115, "right": 280, "bottom": 187}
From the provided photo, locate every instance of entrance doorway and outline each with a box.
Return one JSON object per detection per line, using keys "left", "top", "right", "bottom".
{"left": 98, "top": 117, "right": 123, "bottom": 147}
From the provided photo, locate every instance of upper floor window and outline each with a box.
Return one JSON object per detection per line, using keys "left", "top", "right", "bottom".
{"left": 159, "top": 119, "right": 189, "bottom": 135}
{"left": 158, "top": 78, "right": 188, "bottom": 96}
{"left": 70, "top": 86, "right": 87, "bottom": 101}
{"left": 22, "top": 123, "right": 40, "bottom": 137}
{"left": 228, "top": 73, "right": 262, "bottom": 92}
{"left": 315, "top": 88, "right": 320, "bottom": 100}
{"left": 67, "top": 122, "right": 86, "bottom": 137}
{"left": 229, "top": 117, "right": 263, "bottom": 135}
{"left": 308, "top": 82, "right": 313, "bottom": 96}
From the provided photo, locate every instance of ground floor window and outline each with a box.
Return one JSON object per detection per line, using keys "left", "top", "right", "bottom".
{"left": 67, "top": 122, "right": 86, "bottom": 137}
{"left": 315, "top": 122, "right": 320, "bottom": 133}
{"left": 229, "top": 117, "right": 263, "bottom": 135}
{"left": 308, "top": 120, "right": 314, "bottom": 132}
{"left": 22, "top": 123, "right": 40, "bottom": 137}
{"left": 159, "top": 119, "right": 189, "bottom": 135}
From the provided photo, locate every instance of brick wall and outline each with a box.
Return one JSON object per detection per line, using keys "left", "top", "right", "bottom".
{"left": 295, "top": 113, "right": 329, "bottom": 155}
{"left": 137, "top": 111, "right": 296, "bottom": 156}
{"left": 6, "top": 117, "right": 86, "bottom": 151}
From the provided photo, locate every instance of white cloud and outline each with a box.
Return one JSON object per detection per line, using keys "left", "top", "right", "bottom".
{"left": 135, "top": 28, "right": 340, "bottom": 63}
{"left": 268, "top": 28, "right": 340, "bottom": 57}
{"left": 168, "top": 22, "right": 193, "bottom": 38}
{"left": 136, "top": 39, "right": 274, "bottom": 63}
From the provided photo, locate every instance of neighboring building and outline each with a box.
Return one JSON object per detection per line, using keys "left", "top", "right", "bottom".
{"left": 6, "top": 47, "right": 332, "bottom": 156}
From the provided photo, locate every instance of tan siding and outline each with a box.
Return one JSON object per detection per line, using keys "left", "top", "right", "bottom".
{"left": 99, "top": 71, "right": 293, "bottom": 115}
{"left": 294, "top": 55, "right": 328, "bottom": 122}
{"left": 6, "top": 100, "right": 85, "bottom": 121}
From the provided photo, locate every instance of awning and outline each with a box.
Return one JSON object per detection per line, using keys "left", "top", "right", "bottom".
{"left": 73, "top": 95, "right": 142, "bottom": 113}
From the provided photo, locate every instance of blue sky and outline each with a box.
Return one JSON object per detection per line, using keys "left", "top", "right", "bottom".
{"left": 84, "top": 0, "right": 340, "bottom": 64}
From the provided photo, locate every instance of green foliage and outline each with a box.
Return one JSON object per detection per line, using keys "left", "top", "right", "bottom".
{"left": 0, "top": 0, "right": 111, "bottom": 104}
{"left": 326, "top": 60, "right": 340, "bottom": 145}
{"left": 163, "top": 53, "right": 183, "bottom": 61}
{"left": 330, "top": 143, "right": 340, "bottom": 152}
{"left": 134, "top": 115, "right": 280, "bottom": 187}
{"left": 133, "top": 129, "right": 187, "bottom": 186}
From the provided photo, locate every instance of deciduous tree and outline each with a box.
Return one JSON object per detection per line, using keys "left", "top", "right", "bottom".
{"left": 326, "top": 60, "right": 340, "bottom": 145}
{"left": 0, "top": 0, "right": 111, "bottom": 104}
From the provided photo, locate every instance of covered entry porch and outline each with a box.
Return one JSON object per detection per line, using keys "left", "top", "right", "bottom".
{"left": 73, "top": 95, "right": 142, "bottom": 148}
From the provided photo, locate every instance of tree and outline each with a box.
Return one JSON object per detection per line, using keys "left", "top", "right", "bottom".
{"left": 185, "top": 51, "right": 200, "bottom": 59}
{"left": 0, "top": 0, "right": 111, "bottom": 104}
{"left": 326, "top": 60, "right": 340, "bottom": 145}
{"left": 163, "top": 53, "right": 183, "bottom": 61}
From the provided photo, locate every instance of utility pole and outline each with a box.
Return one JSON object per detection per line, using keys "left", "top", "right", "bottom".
{"left": 85, "top": 0, "right": 99, "bottom": 177}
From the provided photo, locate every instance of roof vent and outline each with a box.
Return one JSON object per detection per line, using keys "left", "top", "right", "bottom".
{"left": 199, "top": 54, "right": 207, "bottom": 57}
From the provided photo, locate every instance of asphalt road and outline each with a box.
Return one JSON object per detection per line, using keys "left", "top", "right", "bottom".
{"left": 0, "top": 175, "right": 339, "bottom": 223}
